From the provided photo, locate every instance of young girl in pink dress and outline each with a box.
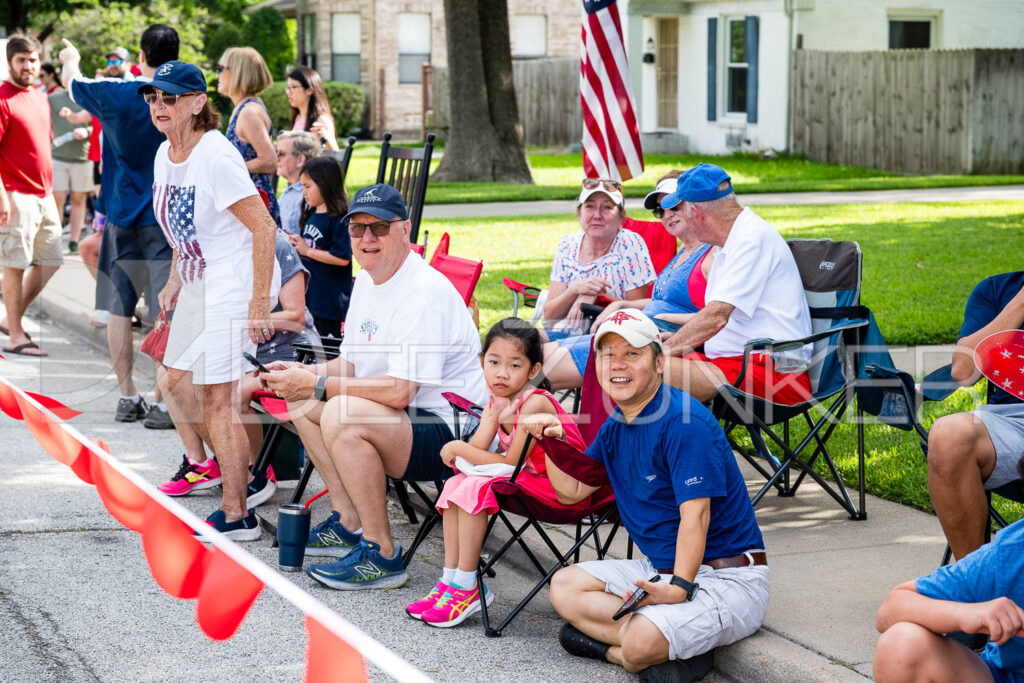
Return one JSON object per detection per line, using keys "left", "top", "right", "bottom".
{"left": 406, "top": 318, "right": 590, "bottom": 628}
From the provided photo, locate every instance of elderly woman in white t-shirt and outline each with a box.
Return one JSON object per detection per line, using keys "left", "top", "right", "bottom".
{"left": 143, "top": 62, "right": 280, "bottom": 541}
{"left": 542, "top": 179, "right": 656, "bottom": 340}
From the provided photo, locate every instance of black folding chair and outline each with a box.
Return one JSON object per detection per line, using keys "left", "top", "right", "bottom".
{"left": 375, "top": 131, "right": 434, "bottom": 244}
{"left": 320, "top": 135, "right": 357, "bottom": 184}
{"left": 711, "top": 239, "right": 872, "bottom": 519}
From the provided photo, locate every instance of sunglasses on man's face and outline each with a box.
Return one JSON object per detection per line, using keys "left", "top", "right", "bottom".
{"left": 348, "top": 219, "right": 402, "bottom": 238}
{"left": 143, "top": 91, "right": 198, "bottom": 107}
{"left": 107, "top": 59, "right": 124, "bottom": 66}
{"left": 582, "top": 178, "right": 622, "bottom": 193}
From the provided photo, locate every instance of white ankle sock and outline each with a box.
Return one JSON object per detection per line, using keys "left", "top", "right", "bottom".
{"left": 122, "top": 394, "right": 140, "bottom": 403}
{"left": 442, "top": 567, "right": 456, "bottom": 584}
{"left": 153, "top": 402, "right": 167, "bottom": 411}
{"left": 453, "top": 569, "right": 477, "bottom": 589}
{"left": 188, "top": 455, "right": 208, "bottom": 467}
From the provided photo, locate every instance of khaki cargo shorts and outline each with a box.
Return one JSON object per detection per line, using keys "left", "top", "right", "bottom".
{"left": 0, "top": 191, "right": 64, "bottom": 269}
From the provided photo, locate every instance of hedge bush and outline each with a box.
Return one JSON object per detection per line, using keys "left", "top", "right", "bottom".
{"left": 263, "top": 81, "right": 365, "bottom": 139}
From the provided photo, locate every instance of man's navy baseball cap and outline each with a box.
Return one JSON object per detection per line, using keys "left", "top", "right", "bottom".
{"left": 343, "top": 183, "right": 409, "bottom": 222}
{"left": 660, "top": 163, "right": 733, "bottom": 208}
{"left": 137, "top": 61, "right": 206, "bottom": 95}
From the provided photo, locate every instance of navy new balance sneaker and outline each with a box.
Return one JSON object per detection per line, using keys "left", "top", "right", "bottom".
{"left": 305, "top": 539, "right": 408, "bottom": 590}
{"left": 305, "top": 511, "right": 361, "bottom": 558}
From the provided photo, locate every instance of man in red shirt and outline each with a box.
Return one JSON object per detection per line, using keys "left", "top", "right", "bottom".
{"left": 0, "top": 34, "right": 63, "bottom": 357}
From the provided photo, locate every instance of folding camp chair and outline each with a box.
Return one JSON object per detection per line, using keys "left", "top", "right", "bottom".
{"left": 320, "top": 135, "right": 357, "bottom": 184}
{"left": 442, "top": 347, "right": 630, "bottom": 637}
{"left": 376, "top": 132, "right": 434, "bottom": 245}
{"left": 864, "top": 362, "right": 1024, "bottom": 564}
{"left": 711, "top": 239, "right": 871, "bottom": 520}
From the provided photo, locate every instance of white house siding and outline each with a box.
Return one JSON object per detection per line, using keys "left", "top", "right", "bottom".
{"left": 627, "top": 0, "right": 1024, "bottom": 156}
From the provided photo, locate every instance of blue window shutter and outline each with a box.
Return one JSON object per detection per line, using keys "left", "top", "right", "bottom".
{"left": 707, "top": 18, "right": 717, "bottom": 121}
{"left": 745, "top": 15, "right": 759, "bottom": 123}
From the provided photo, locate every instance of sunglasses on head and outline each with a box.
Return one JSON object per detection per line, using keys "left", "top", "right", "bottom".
{"left": 582, "top": 178, "right": 622, "bottom": 193}
{"left": 143, "top": 91, "right": 198, "bottom": 106}
{"left": 348, "top": 219, "right": 402, "bottom": 238}
{"left": 107, "top": 58, "right": 124, "bottom": 66}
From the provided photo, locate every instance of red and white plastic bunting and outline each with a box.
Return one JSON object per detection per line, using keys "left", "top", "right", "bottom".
{"left": 0, "top": 375, "right": 431, "bottom": 683}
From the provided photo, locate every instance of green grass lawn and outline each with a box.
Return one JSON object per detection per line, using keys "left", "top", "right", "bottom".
{"left": 412, "top": 199, "right": 1024, "bottom": 524}
{"left": 341, "top": 144, "right": 1024, "bottom": 204}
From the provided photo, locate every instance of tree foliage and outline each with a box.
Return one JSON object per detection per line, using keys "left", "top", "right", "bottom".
{"left": 50, "top": 0, "right": 208, "bottom": 77}
{"left": 204, "top": 6, "right": 294, "bottom": 79}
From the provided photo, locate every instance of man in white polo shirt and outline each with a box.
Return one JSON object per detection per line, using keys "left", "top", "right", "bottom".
{"left": 659, "top": 163, "right": 812, "bottom": 404}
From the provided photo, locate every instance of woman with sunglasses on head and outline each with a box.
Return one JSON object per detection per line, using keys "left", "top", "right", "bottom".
{"left": 541, "top": 178, "right": 656, "bottom": 341}
{"left": 217, "top": 47, "right": 281, "bottom": 228}
{"left": 285, "top": 66, "right": 339, "bottom": 151}
{"left": 542, "top": 170, "right": 715, "bottom": 390}
{"left": 142, "top": 61, "right": 281, "bottom": 541}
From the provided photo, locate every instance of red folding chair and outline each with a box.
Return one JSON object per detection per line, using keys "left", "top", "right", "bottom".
{"left": 428, "top": 232, "right": 450, "bottom": 268}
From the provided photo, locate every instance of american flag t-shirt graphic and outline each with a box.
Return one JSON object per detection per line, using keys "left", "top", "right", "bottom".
{"left": 155, "top": 183, "right": 206, "bottom": 283}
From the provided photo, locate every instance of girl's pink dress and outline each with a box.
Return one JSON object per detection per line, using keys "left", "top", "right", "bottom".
{"left": 435, "top": 389, "right": 591, "bottom": 515}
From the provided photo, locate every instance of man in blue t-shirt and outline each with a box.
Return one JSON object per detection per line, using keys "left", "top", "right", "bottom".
{"left": 526, "top": 310, "right": 768, "bottom": 680}
{"left": 874, "top": 519, "right": 1024, "bottom": 683}
{"left": 927, "top": 272, "right": 1024, "bottom": 561}
{"left": 58, "top": 26, "right": 178, "bottom": 428}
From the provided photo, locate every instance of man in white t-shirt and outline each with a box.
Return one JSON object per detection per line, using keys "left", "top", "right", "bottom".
{"left": 658, "top": 164, "right": 813, "bottom": 405}
{"left": 262, "top": 183, "right": 487, "bottom": 591}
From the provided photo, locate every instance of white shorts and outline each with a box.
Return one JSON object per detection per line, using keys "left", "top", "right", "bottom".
{"left": 0, "top": 191, "right": 64, "bottom": 269}
{"left": 51, "top": 159, "right": 92, "bottom": 193}
{"left": 164, "top": 279, "right": 256, "bottom": 385}
{"left": 575, "top": 557, "right": 770, "bottom": 661}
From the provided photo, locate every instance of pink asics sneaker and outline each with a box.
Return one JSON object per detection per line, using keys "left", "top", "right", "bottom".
{"left": 421, "top": 582, "right": 494, "bottom": 628}
{"left": 159, "top": 455, "right": 222, "bottom": 496}
{"left": 406, "top": 580, "right": 450, "bottom": 620}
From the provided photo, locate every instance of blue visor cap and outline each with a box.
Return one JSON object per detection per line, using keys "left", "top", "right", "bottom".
{"left": 660, "top": 163, "right": 733, "bottom": 208}
{"left": 137, "top": 61, "right": 206, "bottom": 95}
{"left": 343, "top": 183, "right": 409, "bottom": 222}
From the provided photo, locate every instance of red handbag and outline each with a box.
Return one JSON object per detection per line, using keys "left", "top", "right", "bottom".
{"left": 141, "top": 299, "right": 175, "bottom": 363}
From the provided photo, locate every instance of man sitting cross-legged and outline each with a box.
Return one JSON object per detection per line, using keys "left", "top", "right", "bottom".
{"left": 927, "top": 272, "right": 1024, "bottom": 561}
{"left": 261, "top": 183, "right": 487, "bottom": 590}
{"left": 524, "top": 310, "right": 769, "bottom": 681}
{"left": 874, "top": 518, "right": 1024, "bottom": 683}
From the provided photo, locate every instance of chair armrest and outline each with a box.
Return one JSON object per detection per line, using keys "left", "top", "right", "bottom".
{"left": 918, "top": 364, "right": 959, "bottom": 403}
{"left": 441, "top": 392, "right": 483, "bottom": 418}
{"left": 502, "top": 278, "right": 541, "bottom": 299}
{"left": 733, "top": 319, "right": 868, "bottom": 389}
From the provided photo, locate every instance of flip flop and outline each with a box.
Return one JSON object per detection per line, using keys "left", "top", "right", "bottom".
{"left": 3, "top": 342, "right": 48, "bottom": 357}
{"left": 0, "top": 325, "right": 29, "bottom": 340}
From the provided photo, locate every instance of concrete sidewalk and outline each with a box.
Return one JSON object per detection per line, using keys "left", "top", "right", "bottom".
{"left": 423, "top": 183, "right": 1024, "bottom": 219}
{"left": 5, "top": 257, "right": 963, "bottom": 681}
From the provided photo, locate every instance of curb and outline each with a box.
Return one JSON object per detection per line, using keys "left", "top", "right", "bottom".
{"left": 30, "top": 289, "right": 111, "bottom": 356}
{"left": 716, "top": 630, "right": 871, "bottom": 682}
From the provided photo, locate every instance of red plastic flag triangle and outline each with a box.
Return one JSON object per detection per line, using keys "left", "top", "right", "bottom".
{"left": 90, "top": 454, "right": 147, "bottom": 532}
{"left": 974, "top": 330, "right": 1024, "bottom": 401}
{"left": 196, "top": 548, "right": 265, "bottom": 640}
{"left": 19, "top": 394, "right": 82, "bottom": 465}
{"left": 303, "top": 615, "right": 369, "bottom": 683}
{"left": 141, "top": 498, "right": 211, "bottom": 599}
{"left": 0, "top": 380, "right": 24, "bottom": 419}
{"left": 25, "top": 391, "right": 82, "bottom": 419}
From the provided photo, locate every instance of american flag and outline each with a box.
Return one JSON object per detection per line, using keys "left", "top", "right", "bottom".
{"left": 581, "top": 0, "right": 644, "bottom": 182}
{"left": 154, "top": 184, "right": 206, "bottom": 283}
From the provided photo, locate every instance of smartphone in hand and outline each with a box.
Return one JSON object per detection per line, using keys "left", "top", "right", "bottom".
{"left": 242, "top": 352, "right": 270, "bottom": 373}
{"left": 612, "top": 574, "right": 661, "bottom": 621}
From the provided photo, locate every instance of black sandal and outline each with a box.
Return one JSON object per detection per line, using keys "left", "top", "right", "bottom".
{"left": 558, "top": 623, "right": 611, "bottom": 660}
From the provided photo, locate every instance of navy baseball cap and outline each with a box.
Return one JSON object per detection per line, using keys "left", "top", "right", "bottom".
{"left": 137, "top": 61, "right": 206, "bottom": 96}
{"left": 660, "top": 163, "right": 733, "bottom": 208}
{"left": 343, "top": 183, "right": 409, "bottom": 221}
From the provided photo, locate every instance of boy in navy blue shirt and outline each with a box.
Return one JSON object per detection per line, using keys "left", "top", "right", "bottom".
{"left": 875, "top": 518, "right": 1024, "bottom": 683}
{"left": 927, "top": 272, "right": 1024, "bottom": 560}
{"left": 527, "top": 310, "right": 768, "bottom": 680}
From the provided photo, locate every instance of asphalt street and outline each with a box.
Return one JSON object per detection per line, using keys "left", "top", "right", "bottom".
{"left": 0, "top": 315, "right": 646, "bottom": 683}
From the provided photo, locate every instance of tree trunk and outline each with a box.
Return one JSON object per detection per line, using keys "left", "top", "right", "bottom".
{"left": 432, "top": 0, "right": 533, "bottom": 183}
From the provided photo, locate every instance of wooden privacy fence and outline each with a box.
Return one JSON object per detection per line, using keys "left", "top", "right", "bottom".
{"left": 425, "top": 57, "right": 582, "bottom": 147}
{"left": 791, "top": 49, "right": 1024, "bottom": 175}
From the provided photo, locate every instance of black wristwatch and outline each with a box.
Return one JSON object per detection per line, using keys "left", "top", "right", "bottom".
{"left": 313, "top": 375, "right": 327, "bottom": 401}
{"left": 669, "top": 575, "right": 699, "bottom": 601}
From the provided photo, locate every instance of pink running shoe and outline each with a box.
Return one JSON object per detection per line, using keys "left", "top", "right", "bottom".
{"left": 405, "top": 580, "right": 450, "bottom": 620}
{"left": 159, "top": 455, "right": 222, "bottom": 496}
{"left": 421, "top": 582, "right": 494, "bottom": 628}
